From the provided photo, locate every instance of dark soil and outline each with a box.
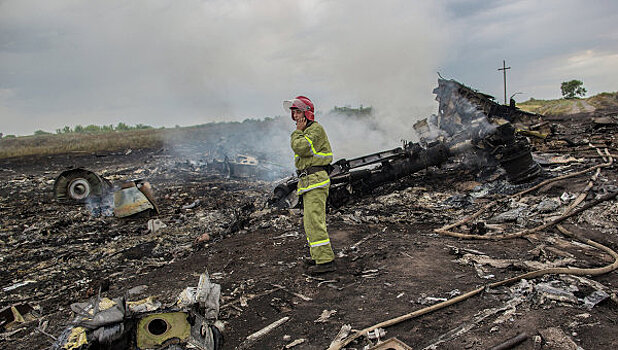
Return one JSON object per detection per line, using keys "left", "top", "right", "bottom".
{"left": 1, "top": 111, "right": 618, "bottom": 350}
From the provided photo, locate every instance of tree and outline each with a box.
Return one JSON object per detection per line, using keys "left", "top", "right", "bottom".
{"left": 84, "top": 125, "right": 101, "bottom": 133}
{"left": 561, "top": 80, "right": 587, "bottom": 99}
{"left": 116, "top": 122, "right": 130, "bottom": 131}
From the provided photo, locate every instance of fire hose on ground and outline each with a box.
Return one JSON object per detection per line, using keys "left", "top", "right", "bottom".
{"left": 328, "top": 148, "right": 616, "bottom": 350}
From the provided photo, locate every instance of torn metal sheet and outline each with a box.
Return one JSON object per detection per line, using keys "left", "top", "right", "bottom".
{"left": 583, "top": 290, "right": 609, "bottom": 310}
{"left": 369, "top": 337, "right": 413, "bottom": 350}
{"left": 113, "top": 180, "right": 159, "bottom": 218}
{"left": 417, "top": 294, "right": 448, "bottom": 305}
{"left": 0, "top": 303, "right": 37, "bottom": 331}
{"left": 147, "top": 219, "right": 167, "bottom": 233}
{"left": 127, "top": 297, "right": 162, "bottom": 313}
{"left": 367, "top": 327, "right": 386, "bottom": 340}
{"left": 137, "top": 312, "right": 191, "bottom": 348}
{"left": 534, "top": 282, "right": 579, "bottom": 304}
{"left": 208, "top": 154, "right": 285, "bottom": 180}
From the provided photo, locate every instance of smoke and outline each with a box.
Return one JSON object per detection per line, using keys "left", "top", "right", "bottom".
{"left": 417, "top": 79, "right": 500, "bottom": 170}
{"left": 85, "top": 187, "right": 116, "bottom": 217}
{"left": 2, "top": 0, "right": 454, "bottom": 172}
{"left": 320, "top": 110, "right": 410, "bottom": 159}
{"left": 1, "top": 0, "right": 449, "bottom": 136}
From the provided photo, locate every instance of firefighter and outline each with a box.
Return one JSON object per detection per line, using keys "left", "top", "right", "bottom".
{"left": 283, "top": 96, "right": 336, "bottom": 274}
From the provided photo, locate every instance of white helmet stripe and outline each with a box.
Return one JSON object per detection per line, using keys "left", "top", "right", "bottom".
{"left": 283, "top": 98, "right": 310, "bottom": 112}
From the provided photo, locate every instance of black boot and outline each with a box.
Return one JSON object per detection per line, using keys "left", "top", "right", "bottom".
{"left": 302, "top": 257, "right": 316, "bottom": 266}
{"left": 307, "top": 261, "right": 336, "bottom": 275}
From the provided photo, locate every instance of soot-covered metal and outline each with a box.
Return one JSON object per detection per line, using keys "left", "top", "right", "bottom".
{"left": 270, "top": 78, "right": 542, "bottom": 209}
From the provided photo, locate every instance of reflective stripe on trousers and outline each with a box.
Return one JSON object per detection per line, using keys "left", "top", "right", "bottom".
{"left": 297, "top": 178, "right": 330, "bottom": 195}
{"left": 303, "top": 184, "right": 335, "bottom": 264}
{"left": 308, "top": 238, "right": 330, "bottom": 247}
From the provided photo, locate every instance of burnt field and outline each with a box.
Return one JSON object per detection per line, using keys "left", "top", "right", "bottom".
{"left": 1, "top": 109, "right": 618, "bottom": 349}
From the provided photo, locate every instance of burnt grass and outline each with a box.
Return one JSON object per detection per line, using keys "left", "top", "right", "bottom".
{"left": 1, "top": 112, "right": 618, "bottom": 349}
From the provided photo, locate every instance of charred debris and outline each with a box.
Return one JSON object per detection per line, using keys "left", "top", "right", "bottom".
{"left": 1, "top": 78, "right": 617, "bottom": 349}
{"left": 270, "top": 78, "right": 544, "bottom": 209}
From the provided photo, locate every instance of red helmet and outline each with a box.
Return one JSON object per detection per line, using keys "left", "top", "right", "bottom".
{"left": 283, "top": 95, "right": 315, "bottom": 121}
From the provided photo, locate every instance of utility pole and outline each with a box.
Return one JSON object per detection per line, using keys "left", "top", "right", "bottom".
{"left": 497, "top": 60, "right": 511, "bottom": 105}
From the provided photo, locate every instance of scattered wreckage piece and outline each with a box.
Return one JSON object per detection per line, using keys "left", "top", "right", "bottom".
{"left": 53, "top": 168, "right": 159, "bottom": 218}
{"left": 486, "top": 332, "right": 528, "bottom": 350}
{"left": 328, "top": 220, "right": 618, "bottom": 350}
{"left": 237, "top": 316, "right": 290, "bottom": 350}
{"left": 0, "top": 303, "right": 38, "bottom": 332}
{"left": 420, "top": 78, "right": 542, "bottom": 184}
{"left": 113, "top": 179, "right": 159, "bottom": 218}
{"left": 270, "top": 78, "right": 542, "bottom": 209}
{"left": 432, "top": 77, "right": 545, "bottom": 131}
{"left": 369, "top": 337, "right": 413, "bottom": 350}
{"left": 51, "top": 272, "right": 223, "bottom": 350}
{"left": 345, "top": 174, "right": 615, "bottom": 348}
{"left": 208, "top": 154, "right": 286, "bottom": 180}
{"left": 284, "top": 337, "right": 306, "bottom": 348}
{"left": 420, "top": 297, "right": 524, "bottom": 350}
{"left": 435, "top": 156, "right": 615, "bottom": 240}
{"left": 53, "top": 168, "right": 112, "bottom": 202}
{"left": 456, "top": 253, "right": 577, "bottom": 272}
{"left": 136, "top": 312, "right": 191, "bottom": 349}
{"left": 538, "top": 327, "right": 581, "bottom": 350}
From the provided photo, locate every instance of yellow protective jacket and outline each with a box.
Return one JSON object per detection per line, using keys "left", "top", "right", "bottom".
{"left": 291, "top": 121, "right": 333, "bottom": 195}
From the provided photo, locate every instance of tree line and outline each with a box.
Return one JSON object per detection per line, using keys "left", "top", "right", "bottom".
{"left": 30, "top": 122, "right": 153, "bottom": 136}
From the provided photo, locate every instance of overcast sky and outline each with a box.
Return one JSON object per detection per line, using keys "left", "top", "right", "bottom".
{"left": 1, "top": 0, "right": 617, "bottom": 135}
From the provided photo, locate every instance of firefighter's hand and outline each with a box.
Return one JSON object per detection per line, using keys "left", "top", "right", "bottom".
{"left": 296, "top": 116, "right": 307, "bottom": 130}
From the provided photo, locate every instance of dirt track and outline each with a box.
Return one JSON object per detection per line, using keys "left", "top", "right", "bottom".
{"left": 1, "top": 110, "right": 618, "bottom": 349}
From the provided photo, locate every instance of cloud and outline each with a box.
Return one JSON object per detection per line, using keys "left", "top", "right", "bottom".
{"left": 1, "top": 0, "right": 617, "bottom": 136}
{"left": 0, "top": 0, "right": 449, "bottom": 136}
{"left": 518, "top": 49, "right": 618, "bottom": 97}
{"left": 440, "top": 0, "right": 618, "bottom": 100}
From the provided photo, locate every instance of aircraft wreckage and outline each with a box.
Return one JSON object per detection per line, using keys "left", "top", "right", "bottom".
{"left": 270, "top": 78, "right": 545, "bottom": 209}
{"left": 52, "top": 156, "right": 284, "bottom": 217}
{"left": 50, "top": 273, "right": 224, "bottom": 350}
{"left": 53, "top": 78, "right": 544, "bottom": 215}
{"left": 53, "top": 168, "right": 160, "bottom": 218}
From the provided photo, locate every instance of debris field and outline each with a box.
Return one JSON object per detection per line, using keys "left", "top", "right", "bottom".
{"left": 1, "top": 105, "right": 618, "bottom": 349}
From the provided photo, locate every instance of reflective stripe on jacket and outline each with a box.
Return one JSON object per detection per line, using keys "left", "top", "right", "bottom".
{"left": 291, "top": 122, "right": 333, "bottom": 195}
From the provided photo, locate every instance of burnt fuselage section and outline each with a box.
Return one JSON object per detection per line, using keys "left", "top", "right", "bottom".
{"left": 270, "top": 79, "right": 542, "bottom": 209}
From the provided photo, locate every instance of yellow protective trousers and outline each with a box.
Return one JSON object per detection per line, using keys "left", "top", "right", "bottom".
{"left": 302, "top": 184, "right": 335, "bottom": 264}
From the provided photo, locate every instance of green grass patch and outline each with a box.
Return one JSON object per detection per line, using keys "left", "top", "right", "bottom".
{"left": 0, "top": 129, "right": 165, "bottom": 159}
{"left": 0, "top": 119, "right": 283, "bottom": 160}
{"left": 587, "top": 91, "right": 618, "bottom": 109}
{"left": 517, "top": 91, "right": 618, "bottom": 115}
